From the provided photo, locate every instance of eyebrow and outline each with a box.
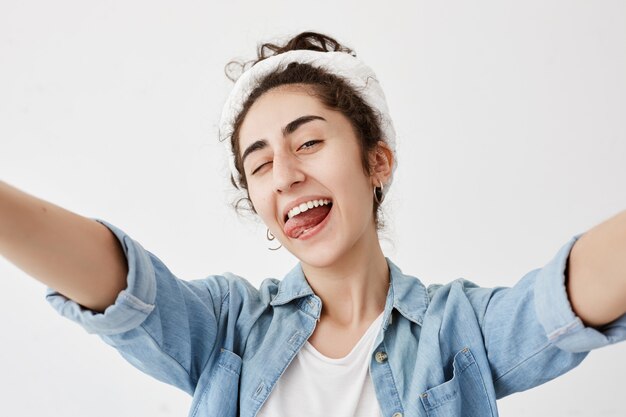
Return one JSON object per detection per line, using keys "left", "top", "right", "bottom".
{"left": 241, "top": 115, "right": 327, "bottom": 167}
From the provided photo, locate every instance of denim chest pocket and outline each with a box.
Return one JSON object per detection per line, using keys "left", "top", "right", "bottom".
{"left": 191, "top": 348, "right": 242, "bottom": 417}
{"left": 217, "top": 347, "right": 243, "bottom": 376}
{"left": 420, "top": 347, "right": 494, "bottom": 417}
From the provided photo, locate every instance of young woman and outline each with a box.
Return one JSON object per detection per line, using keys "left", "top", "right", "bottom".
{"left": 2, "top": 32, "right": 626, "bottom": 417}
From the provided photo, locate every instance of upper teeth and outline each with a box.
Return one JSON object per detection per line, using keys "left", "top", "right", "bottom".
{"left": 287, "top": 199, "right": 331, "bottom": 219}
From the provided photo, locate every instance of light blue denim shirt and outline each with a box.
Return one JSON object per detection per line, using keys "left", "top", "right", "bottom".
{"left": 47, "top": 220, "right": 626, "bottom": 417}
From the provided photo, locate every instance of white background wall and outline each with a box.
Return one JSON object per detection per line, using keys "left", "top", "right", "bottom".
{"left": 1, "top": 1, "right": 625, "bottom": 415}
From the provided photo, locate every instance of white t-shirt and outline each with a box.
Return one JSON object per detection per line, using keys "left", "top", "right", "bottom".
{"left": 257, "top": 312, "right": 385, "bottom": 417}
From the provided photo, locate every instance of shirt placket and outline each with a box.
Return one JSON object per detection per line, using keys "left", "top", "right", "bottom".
{"left": 370, "top": 336, "right": 404, "bottom": 417}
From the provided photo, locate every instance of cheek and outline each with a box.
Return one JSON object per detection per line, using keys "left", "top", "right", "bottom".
{"left": 248, "top": 186, "right": 273, "bottom": 220}
{"left": 335, "top": 153, "right": 371, "bottom": 191}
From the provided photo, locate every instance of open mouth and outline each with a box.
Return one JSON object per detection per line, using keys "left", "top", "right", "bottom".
{"left": 283, "top": 199, "right": 333, "bottom": 239}
{"left": 284, "top": 198, "right": 332, "bottom": 222}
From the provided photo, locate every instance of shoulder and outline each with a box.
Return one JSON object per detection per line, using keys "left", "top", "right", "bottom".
{"left": 426, "top": 277, "right": 482, "bottom": 297}
{"left": 185, "top": 271, "right": 282, "bottom": 308}
{"left": 423, "top": 277, "right": 507, "bottom": 325}
{"left": 426, "top": 277, "right": 495, "bottom": 303}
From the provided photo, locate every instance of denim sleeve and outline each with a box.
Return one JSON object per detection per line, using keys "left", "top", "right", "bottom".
{"left": 534, "top": 233, "right": 626, "bottom": 352}
{"left": 45, "top": 219, "right": 226, "bottom": 395}
{"left": 470, "top": 233, "right": 626, "bottom": 398}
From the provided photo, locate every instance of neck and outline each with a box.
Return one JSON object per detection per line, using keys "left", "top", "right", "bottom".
{"left": 300, "top": 225, "right": 390, "bottom": 328}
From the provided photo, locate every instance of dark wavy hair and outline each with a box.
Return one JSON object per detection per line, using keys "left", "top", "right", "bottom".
{"left": 224, "top": 31, "right": 386, "bottom": 229}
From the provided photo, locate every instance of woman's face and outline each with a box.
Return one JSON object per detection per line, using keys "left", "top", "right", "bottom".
{"left": 238, "top": 84, "right": 381, "bottom": 268}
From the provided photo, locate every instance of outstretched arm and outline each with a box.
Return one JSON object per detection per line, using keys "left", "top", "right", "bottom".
{"left": 567, "top": 209, "right": 626, "bottom": 327}
{"left": 0, "top": 181, "right": 128, "bottom": 312}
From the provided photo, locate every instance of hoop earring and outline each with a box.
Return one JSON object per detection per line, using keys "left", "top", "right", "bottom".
{"left": 374, "top": 179, "right": 385, "bottom": 205}
{"left": 266, "top": 228, "right": 282, "bottom": 251}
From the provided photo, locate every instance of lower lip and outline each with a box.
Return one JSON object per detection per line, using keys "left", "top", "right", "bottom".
{"left": 295, "top": 204, "right": 333, "bottom": 241}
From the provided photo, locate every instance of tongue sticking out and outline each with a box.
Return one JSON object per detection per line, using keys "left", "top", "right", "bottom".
{"left": 284, "top": 205, "right": 331, "bottom": 238}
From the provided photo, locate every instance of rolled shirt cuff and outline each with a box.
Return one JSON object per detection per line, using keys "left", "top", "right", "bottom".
{"left": 535, "top": 233, "right": 626, "bottom": 352}
{"left": 45, "top": 219, "right": 156, "bottom": 335}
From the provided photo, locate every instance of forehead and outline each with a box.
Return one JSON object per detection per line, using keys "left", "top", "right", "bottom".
{"left": 239, "top": 85, "right": 330, "bottom": 147}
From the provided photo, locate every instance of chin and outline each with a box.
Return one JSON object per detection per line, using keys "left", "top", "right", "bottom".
{"left": 286, "top": 244, "right": 341, "bottom": 270}
{"left": 300, "top": 256, "right": 337, "bottom": 270}
{"left": 278, "top": 212, "right": 375, "bottom": 270}
{"left": 291, "top": 238, "right": 362, "bottom": 271}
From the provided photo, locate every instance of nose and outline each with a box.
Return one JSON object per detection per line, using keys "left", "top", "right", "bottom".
{"left": 273, "top": 151, "right": 305, "bottom": 193}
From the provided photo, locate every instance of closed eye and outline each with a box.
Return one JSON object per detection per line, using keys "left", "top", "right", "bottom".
{"left": 251, "top": 161, "right": 271, "bottom": 175}
{"left": 250, "top": 140, "right": 322, "bottom": 175}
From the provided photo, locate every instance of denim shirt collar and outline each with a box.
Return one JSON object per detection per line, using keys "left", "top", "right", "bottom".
{"left": 270, "top": 257, "right": 429, "bottom": 327}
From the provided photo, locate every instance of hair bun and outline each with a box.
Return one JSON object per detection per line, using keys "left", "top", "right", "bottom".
{"left": 257, "top": 31, "right": 354, "bottom": 59}
{"left": 225, "top": 31, "right": 354, "bottom": 83}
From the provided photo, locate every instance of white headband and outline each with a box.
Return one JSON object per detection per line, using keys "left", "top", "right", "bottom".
{"left": 219, "top": 49, "right": 397, "bottom": 195}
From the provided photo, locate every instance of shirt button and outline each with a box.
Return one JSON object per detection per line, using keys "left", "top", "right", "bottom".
{"left": 375, "top": 351, "right": 388, "bottom": 363}
{"left": 392, "top": 413, "right": 403, "bottom": 417}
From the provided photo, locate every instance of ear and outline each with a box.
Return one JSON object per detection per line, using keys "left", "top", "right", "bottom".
{"left": 368, "top": 141, "right": 394, "bottom": 187}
